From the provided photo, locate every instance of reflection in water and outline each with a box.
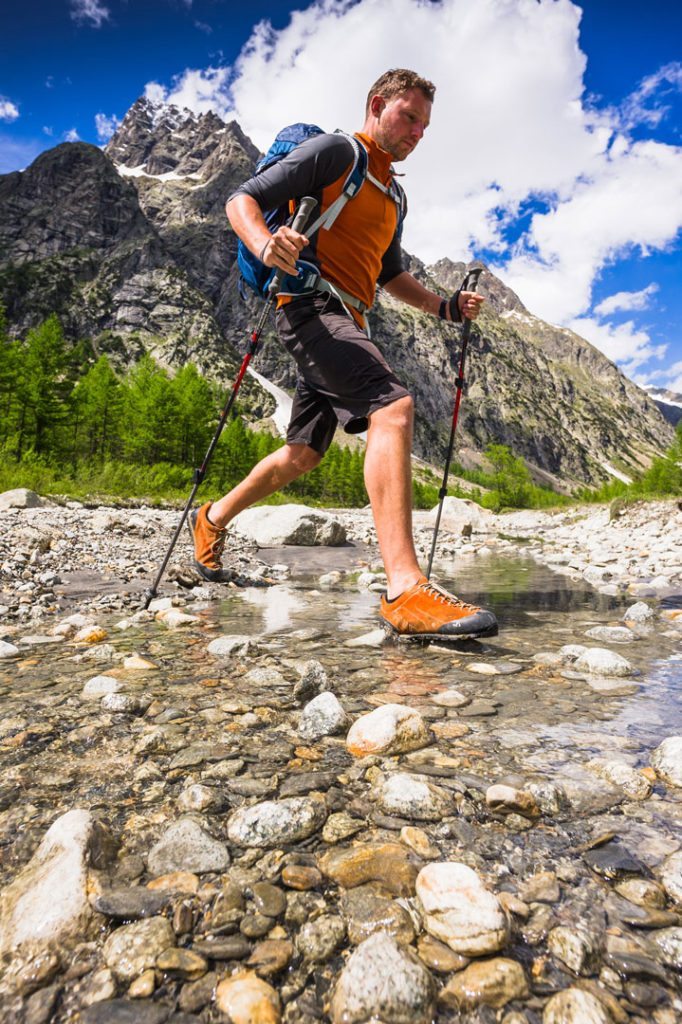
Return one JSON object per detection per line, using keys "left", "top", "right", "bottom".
{"left": 239, "top": 585, "right": 308, "bottom": 633}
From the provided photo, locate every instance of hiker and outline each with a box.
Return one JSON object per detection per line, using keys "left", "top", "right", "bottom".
{"left": 190, "top": 67, "right": 498, "bottom": 640}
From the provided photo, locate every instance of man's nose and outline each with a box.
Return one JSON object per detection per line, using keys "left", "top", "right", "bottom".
{"left": 411, "top": 122, "right": 425, "bottom": 140}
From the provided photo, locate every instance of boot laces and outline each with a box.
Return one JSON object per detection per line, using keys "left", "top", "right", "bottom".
{"left": 211, "top": 533, "right": 225, "bottom": 563}
{"left": 420, "top": 580, "right": 476, "bottom": 612}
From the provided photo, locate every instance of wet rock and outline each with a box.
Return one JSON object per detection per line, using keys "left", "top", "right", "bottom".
{"left": 346, "top": 703, "right": 431, "bottom": 757}
{"left": 147, "top": 870, "right": 199, "bottom": 893}
{"left": 321, "top": 812, "right": 365, "bottom": 844}
{"left": 416, "top": 934, "right": 468, "bottom": 972}
{"left": 93, "top": 887, "right": 170, "bottom": 919}
{"left": 543, "top": 987, "right": 614, "bottom": 1023}
{"left": 0, "top": 640, "right": 19, "bottom": 658}
{"left": 340, "top": 886, "right": 416, "bottom": 945}
{"left": 430, "top": 688, "right": 470, "bottom": 707}
{"left": 375, "top": 772, "right": 452, "bottom": 821}
{"left": 246, "top": 938, "right": 294, "bottom": 976}
{"left": 399, "top": 826, "right": 441, "bottom": 861}
{"left": 156, "top": 608, "right": 200, "bottom": 627}
{"left": 177, "top": 783, "right": 218, "bottom": 813}
{"left": 467, "top": 661, "right": 523, "bottom": 675}
{"left": 216, "top": 969, "right": 281, "bottom": 1023}
{"left": 486, "top": 784, "right": 540, "bottom": 819}
{"left": 298, "top": 692, "right": 350, "bottom": 741}
{"left": 651, "top": 735, "right": 682, "bottom": 787}
{"left": 240, "top": 912, "right": 272, "bottom": 939}
{"left": 657, "top": 849, "right": 682, "bottom": 904}
{"left": 615, "top": 877, "right": 667, "bottom": 909}
{"left": 278, "top": 771, "right": 337, "bottom": 797}
{"left": 227, "top": 796, "right": 327, "bottom": 848}
{"left": 439, "top": 957, "right": 529, "bottom": 1011}
{"left": 586, "top": 758, "right": 653, "bottom": 800}
{"left": 147, "top": 817, "right": 230, "bottom": 874}
{"left": 519, "top": 872, "right": 561, "bottom": 904}
{"left": 193, "top": 935, "right": 251, "bottom": 960}
{"left": 231, "top": 504, "right": 346, "bottom": 546}
{"left": 207, "top": 634, "right": 259, "bottom": 658}
{"left": 292, "top": 659, "right": 332, "bottom": 704}
{"left": 251, "top": 882, "right": 286, "bottom": 918}
{"left": 623, "top": 601, "right": 655, "bottom": 624}
{"left": 0, "top": 808, "right": 95, "bottom": 958}
{"left": 330, "top": 931, "right": 435, "bottom": 1024}
{"left": 416, "top": 862, "right": 509, "bottom": 955}
{"left": 128, "top": 968, "right": 156, "bottom": 998}
{"left": 584, "top": 841, "right": 648, "bottom": 880}
{"left": 318, "top": 842, "right": 419, "bottom": 896}
{"left": 80, "top": 1000, "right": 170, "bottom": 1024}
{"left": 585, "top": 626, "right": 636, "bottom": 643}
{"left": 82, "top": 675, "right": 122, "bottom": 698}
{"left": 296, "top": 914, "right": 345, "bottom": 963}
{"left": 343, "top": 628, "right": 386, "bottom": 648}
{"left": 573, "top": 648, "right": 633, "bottom": 676}
{"left": 548, "top": 924, "right": 601, "bottom": 974}
{"left": 103, "top": 916, "right": 175, "bottom": 982}
{"left": 156, "top": 946, "right": 208, "bottom": 978}
{"left": 648, "top": 926, "right": 682, "bottom": 969}
{"left": 280, "top": 864, "right": 322, "bottom": 890}
{"left": 524, "top": 780, "right": 569, "bottom": 816}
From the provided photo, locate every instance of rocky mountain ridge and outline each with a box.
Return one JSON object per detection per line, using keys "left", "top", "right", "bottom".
{"left": 0, "top": 97, "right": 673, "bottom": 488}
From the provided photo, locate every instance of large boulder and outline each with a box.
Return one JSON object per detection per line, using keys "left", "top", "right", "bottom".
{"left": 429, "top": 497, "right": 493, "bottom": 535}
{"left": 0, "top": 488, "right": 44, "bottom": 510}
{"left": 230, "top": 504, "right": 346, "bottom": 547}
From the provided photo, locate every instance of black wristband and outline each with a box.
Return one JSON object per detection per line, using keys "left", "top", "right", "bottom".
{"left": 438, "top": 298, "right": 447, "bottom": 320}
{"left": 258, "top": 240, "right": 270, "bottom": 263}
{"left": 448, "top": 288, "right": 463, "bottom": 324}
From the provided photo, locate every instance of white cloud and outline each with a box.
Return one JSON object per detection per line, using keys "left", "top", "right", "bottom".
{"left": 594, "top": 284, "right": 658, "bottom": 317}
{"left": 0, "top": 97, "right": 20, "bottom": 122}
{"left": 64, "top": 128, "right": 80, "bottom": 142}
{"left": 42, "top": 126, "right": 54, "bottom": 136}
{"left": 143, "top": 0, "right": 682, "bottom": 379}
{"left": 95, "top": 112, "right": 122, "bottom": 142}
{"left": 566, "top": 316, "right": 666, "bottom": 373}
{"left": 70, "top": 0, "right": 110, "bottom": 28}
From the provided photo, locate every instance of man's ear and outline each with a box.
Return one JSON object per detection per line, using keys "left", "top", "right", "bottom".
{"left": 370, "top": 95, "right": 385, "bottom": 117}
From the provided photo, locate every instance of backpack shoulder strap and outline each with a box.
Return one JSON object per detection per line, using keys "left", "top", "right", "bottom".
{"left": 305, "top": 131, "right": 368, "bottom": 235}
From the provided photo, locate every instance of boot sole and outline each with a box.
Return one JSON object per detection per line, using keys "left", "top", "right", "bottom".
{"left": 382, "top": 621, "right": 498, "bottom": 644}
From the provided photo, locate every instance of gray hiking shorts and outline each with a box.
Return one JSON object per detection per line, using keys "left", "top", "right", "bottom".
{"left": 275, "top": 294, "right": 409, "bottom": 456}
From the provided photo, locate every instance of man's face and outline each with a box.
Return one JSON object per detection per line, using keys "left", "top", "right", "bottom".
{"left": 372, "top": 87, "right": 432, "bottom": 162}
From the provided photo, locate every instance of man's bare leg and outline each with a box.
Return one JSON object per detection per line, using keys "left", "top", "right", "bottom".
{"left": 364, "top": 396, "right": 422, "bottom": 600}
{"left": 208, "top": 443, "right": 321, "bottom": 528}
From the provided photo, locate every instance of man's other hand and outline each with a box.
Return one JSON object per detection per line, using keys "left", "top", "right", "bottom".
{"left": 261, "top": 226, "right": 309, "bottom": 276}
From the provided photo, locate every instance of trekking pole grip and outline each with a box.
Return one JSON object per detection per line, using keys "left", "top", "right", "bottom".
{"left": 268, "top": 196, "right": 318, "bottom": 296}
{"left": 462, "top": 266, "right": 483, "bottom": 304}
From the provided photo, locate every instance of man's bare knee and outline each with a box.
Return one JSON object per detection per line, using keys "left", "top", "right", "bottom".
{"left": 287, "top": 444, "right": 321, "bottom": 474}
{"left": 370, "top": 395, "right": 414, "bottom": 431}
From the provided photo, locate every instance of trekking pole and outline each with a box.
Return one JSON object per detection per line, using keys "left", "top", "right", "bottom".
{"left": 426, "top": 266, "right": 483, "bottom": 580}
{"left": 142, "top": 196, "right": 318, "bottom": 609}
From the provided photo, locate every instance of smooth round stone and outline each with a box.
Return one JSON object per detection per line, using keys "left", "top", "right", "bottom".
{"left": 585, "top": 626, "right": 636, "bottom": 643}
{"left": 128, "top": 968, "right": 156, "bottom": 998}
{"left": 532, "top": 652, "right": 564, "bottom": 666}
{"left": 400, "top": 826, "right": 440, "bottom": 861}
{"left": 0, "top": 641, "right": 19, "bottom": 659}
{"left": 156, "top": 608, "right": 199, "bottom": 627}
{"left": 657, "top": 849, "right": 682, "bottom": 904}
{"left": 227, "top": 796, "right": 327, "bottom": 848}
{"left": 467, "top": 662, "right": 523, "bottom": 676}
{"left": 147, "top": 817, "right": 229, "bottom": 875}
{"left": 417, "top": 934, "right": 469, "bottom": 973}
{"left": 240, "top": 914, "right": 273, "bottom": 939}
{"left": 651, "top": 735, "right": 682, "bottom": 787}
{"left": 431, "top": 721, "right": 471, "bottom": 740}
{"left": 623, "top": 601, "right": 655, "bottom": 624}
{"left": 543, "top": 987, "right": 614, "bottom": 1023}
{"left": 246, "top": 938, "right": 294, "bottom": 977}
{"left": 573, "top": 648, "right": 633, "bottom": 677}
{"left": 251, "top": 882, "right": 286, "bottom": 918}
{"left": 416, "top": 862, "right": 508, "bottom": 956}
{"left": 377, "top": 772, "right": 452, "bottom": 821}
{"left": 330, "top": 932, "right": 435, "bottom": 1024}
{"left": 74, "top": 625, "right": 108, "bottom": 643}
{"left": 82, "top": 675, "right": 122, "bottom": 698}
{"left": 94, "top": 888, "right": 170, "bottom": 920}
{"left": 485, "top": 784, "right": 540, "bottom": 819}
{"left": 298, "top": 691, "right": 350, "bottom": 741}
{"left": 615, "top": 877, "right": 667, "bottom": 909}
{"left": 207, "top": 635, "right": 259, "bottom": 658}
{"left": 216, "top": 970, "right": 281, "bottom": 1024}
{"left": 103, "top": 916, "right": 175, "bottom": 982}
{"left": 296, "top": 915, "right": 346, "bottom": 963}
{"left": 431, "top": 689, "right": 470, "bottom": 707}
{"left": 177, "top": 784, "right": 217, "bottom": 813}
{"left": 156, "top": 947, "right": 208, "bottom": 979}
{"left": 318, "top": 842, "right": 419, "bottom": 897}
{"left": 192, "top": 935, "right": 251, "bottom": 960}
{"left": 346, "top": 703, "right": 431, "bottom": 757}
{"left": 147, "top": 871, "right": 199, "bottom": 893}
{"left": 280, "top": 865, "right": 323, "bottom": 890}
{"left": 439, "top": 957, "right": 529, "bottom": 1011}
{"left": 341, "top": 886, "right": 415, "bottom": 946}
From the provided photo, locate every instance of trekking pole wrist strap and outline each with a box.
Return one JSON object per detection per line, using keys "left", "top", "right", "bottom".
{"left": 448, "top": 288, "right": 463, "bottom": 324}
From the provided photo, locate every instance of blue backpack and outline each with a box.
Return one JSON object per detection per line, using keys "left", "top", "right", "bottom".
{"left": 236, "top": 123, "right": 405, "bottom": 301}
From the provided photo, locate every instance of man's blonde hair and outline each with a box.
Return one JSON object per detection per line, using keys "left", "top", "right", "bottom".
{"left": 365, "top": 68, "right": 436, "bottom": 115}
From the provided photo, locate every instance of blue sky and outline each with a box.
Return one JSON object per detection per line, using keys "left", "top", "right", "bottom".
{"left": 2, "top": 0, "right": 681, "bottom": 392}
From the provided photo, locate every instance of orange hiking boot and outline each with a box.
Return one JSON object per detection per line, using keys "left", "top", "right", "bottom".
{"left": 381, "top": 576, "right": 498, "bottom": 640}
{"left": 187, "top": 502, "right": 234, "bottom": 583}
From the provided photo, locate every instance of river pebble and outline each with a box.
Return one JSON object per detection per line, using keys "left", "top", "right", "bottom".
{"left": 346, "top": 703, "right": 431, "bottom": 756}
{"left": 573, "top": 647, "right": 634, "bottom": 676}
{"left": 227, "top": 796, "right": 327, "bottom": 847}
{"left": 416, "top": 862, "right": 509, "bottom": 955}
{"left": 439, "top": 956, "right": 529, "bottom": 1011}
{"left": 651, "top": 735, "right": 682, "bottom": 787}
{"left": 103, "top": 916, "right": 175, "bottom": 982}
{"left": 376, "top": 771, "right": 452, "bottom": 820}
{"left": 147, "top": 817, "right": 230, "bottom": 874}
{"left": 216, "top": 970, "right": 281, "bottom": 1024}
{"left": 298, "top": 691, "right": 350, "bottom": 740}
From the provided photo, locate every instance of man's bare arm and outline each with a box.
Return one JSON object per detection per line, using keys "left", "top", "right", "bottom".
{"left": 226, "top": 194, "right": 308, "bottom": 277}
{"left": 384, "top": 270, "right": 484, "bottom": 321}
